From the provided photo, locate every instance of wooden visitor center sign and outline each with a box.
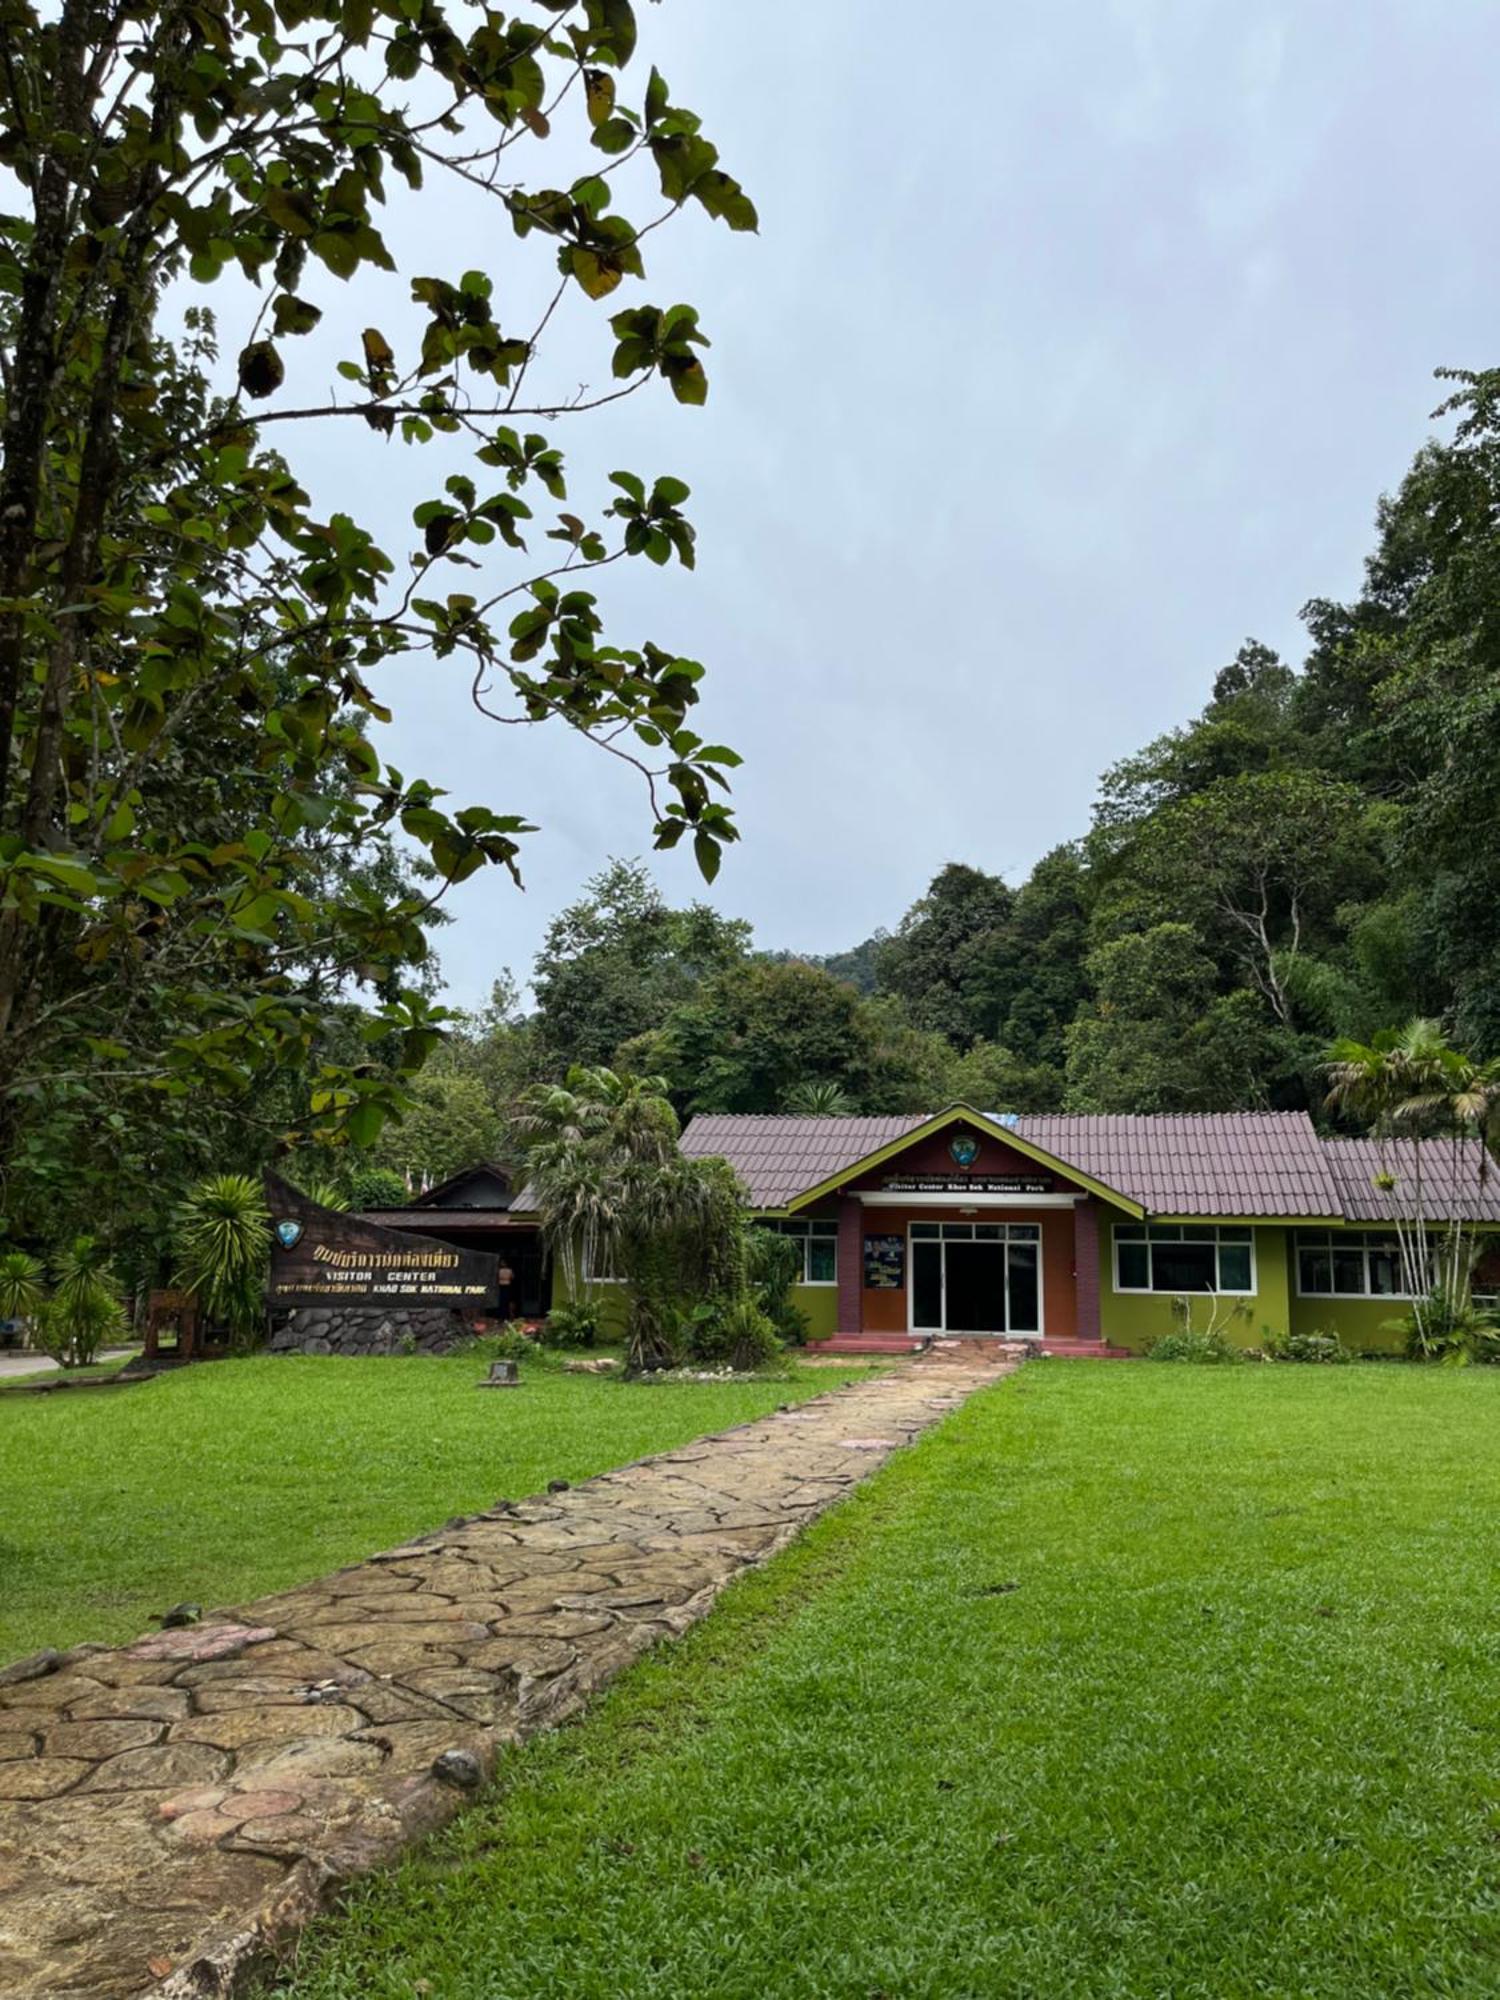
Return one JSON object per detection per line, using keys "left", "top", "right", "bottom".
{"left": 265, "top": 1174, "right": 499, "bottom": 1310}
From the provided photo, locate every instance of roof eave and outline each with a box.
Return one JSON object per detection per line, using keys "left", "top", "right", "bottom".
{"left": 782, "top": 1103, "right": 1146, "bottom": 1219}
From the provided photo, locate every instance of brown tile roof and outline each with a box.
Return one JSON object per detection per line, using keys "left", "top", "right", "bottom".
{"left": 678, "top": 1113, "right": 927, "bottom": 1209}
{"left": 677, "top": 1109, "right": 1434, "bottom": 1220}
{"left": 1321, "top": 1137, "right": 1500, "bottom": 1224}
{"left": 519, "top": 1110, "right": 1500, "bottom": 1226}
{"left": 1014, "top": 1113, "right": 1342, "bottom": 1218}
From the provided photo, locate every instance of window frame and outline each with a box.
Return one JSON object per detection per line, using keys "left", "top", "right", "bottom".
{"left": 581, "top": 1240, "right": 623, "bottom": 1285}
{"left": 1293, "top": 1229, "right": 1420, "bottom": 1300}
{"left": 1113, "top": 1223, "right": 1257, "bottom": 1297}
{"left": 764, "top": 1217, "right": 839, "bottom": 1287}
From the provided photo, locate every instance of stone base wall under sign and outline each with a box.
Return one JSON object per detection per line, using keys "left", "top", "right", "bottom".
{"left": 268, "top": 1304, "right": 474, "bottom": 1357}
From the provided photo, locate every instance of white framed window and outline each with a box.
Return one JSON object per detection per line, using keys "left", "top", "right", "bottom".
{"left": 764, "top": 1217, "right": 839, "bottom": 1284}
{"left": 581, "top": 1241, "right": 622, "bottom": 1284}
{"left": 1114, "top": 1224, "right": 1255, "bottom": 1295}
{"left": 1294, "top": 1230, "right": 1419, "bottom": 1299}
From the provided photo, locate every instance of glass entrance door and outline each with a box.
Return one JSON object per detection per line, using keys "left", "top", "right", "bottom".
{"left": 908, "top": 1222, "right": 1042, "bottom": 1335}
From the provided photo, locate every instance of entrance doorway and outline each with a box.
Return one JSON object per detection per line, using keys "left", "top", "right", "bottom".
{"left": 909, "top": 1221, "right": 1041, "bottom": 1335}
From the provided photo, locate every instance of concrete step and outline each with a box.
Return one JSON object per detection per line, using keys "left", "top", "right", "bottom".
{"left": 805, "top": 1335, "right": 1132, "bottom": 1360}
{"left": 804, "top": 1335, "right": 929, "bottom": 1356}
{"left": 1035, "top": 1338, "right": 1133, "bottom": 1359}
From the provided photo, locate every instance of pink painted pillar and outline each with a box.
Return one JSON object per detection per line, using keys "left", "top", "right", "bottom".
{"left": 837, "top": 1194, "right": 863, "bottom": 1335}
{"left": 1073, "top": 1196, "right": 1102, "bottom": 1343}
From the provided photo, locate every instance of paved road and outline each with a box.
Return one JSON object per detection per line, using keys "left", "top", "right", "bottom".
{"left": 0, "top": 1347, "right": 1014, "bottom": 2000}
{"left": 0, "top": 1348, "right": 137, "bottom": 1382}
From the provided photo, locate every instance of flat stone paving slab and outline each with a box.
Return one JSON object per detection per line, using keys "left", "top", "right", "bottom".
{"left": 0, "top": 1349, "right": 1010, "bottom": 2000}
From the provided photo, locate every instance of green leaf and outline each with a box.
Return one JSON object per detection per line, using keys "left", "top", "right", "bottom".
{"left": 694, "top": 830, "right": 721, "bottom": 882}
{"left": 569, "top": 247, "right": 623, "bottom": 300}
{"left": 584, "top": 68, "right": 615, "bottom": 126}
{"left": 666, "top": 357, "right": 708, "bottom": 406}
{"left": 694, "top": 170, "right": 759, "bottom": 232}
{"left": 272, "top": 294, "right": 323, "bottom": 336}
{"left": 345, "top": 1099, "right": 385, "bottom": 1146}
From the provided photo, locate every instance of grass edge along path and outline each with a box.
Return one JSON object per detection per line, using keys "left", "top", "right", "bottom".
{"left": 0, "top": 1351, "right": 878, "bottom": 1663}
{"left": 273, "top": 1362, "right": 1500, "bottom": 2000}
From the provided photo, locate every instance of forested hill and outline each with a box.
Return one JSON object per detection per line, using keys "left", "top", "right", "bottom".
{"left": 359, "top": 367, "right": 1500, "bottom": 1177}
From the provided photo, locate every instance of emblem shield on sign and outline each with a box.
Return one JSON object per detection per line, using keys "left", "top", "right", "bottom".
{"left": 275, "top": 1219, "right": 304, "bottom": 1249}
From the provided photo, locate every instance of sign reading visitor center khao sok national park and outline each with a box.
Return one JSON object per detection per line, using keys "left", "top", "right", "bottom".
{"left": 881, "top": 1174, "right": 1054, "bottom": 1195}
{"left": 264, "top": 1174, "right": 499, "bottom": 1310}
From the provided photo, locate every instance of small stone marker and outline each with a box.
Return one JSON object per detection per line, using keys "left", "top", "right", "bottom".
{"left": 476, "top": 1358, "right": 521, "bottom": 1389}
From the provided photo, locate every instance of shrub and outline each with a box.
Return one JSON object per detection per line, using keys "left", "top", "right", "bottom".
{"left": 746, "top": 1227, "right": 810, "bottom": 1346}
{"left": 484, "top": 1323, "right": 540, "bottom": 1363}
{"left": 39, "top": 1237, "right": 128, "bottom": 1368}
{"left": 346, "top": 1164, "right": 408, "bottom": 1210}
{"left": 1145, "top": 1328, "right": 1244, "bottom": 1365}
{"left": 1394, "top": 1293, "right": 1500, "bottom": 1365}
{"left": 722, "top": 1296, "right": 782, "bottom": 1371}
{"left": 1263, "top": 1327, "right": 1350, "bottom": 1364}
{"left": 545, "top": 1301, "right": 600, "bottom": 1349}
{"left": 681, "top": 1295, "right": 781, "bottom": 1371}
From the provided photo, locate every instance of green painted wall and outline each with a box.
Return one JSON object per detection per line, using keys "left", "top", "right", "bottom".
{"left": 1100, "top": 1223, "right": 1293, "bottom": 1353}
{"left": 793, "top": 1286, "right": 839, "bottom": 1341}
{"left": 1100, "top": 1223, "right": 1430, "bottom": 1354}
{"left": 551, "top": 1274, "right": 628, "bottom": 1338}
{"left": 1289, "top": 1292, "right": 1406, "bottom": 1353}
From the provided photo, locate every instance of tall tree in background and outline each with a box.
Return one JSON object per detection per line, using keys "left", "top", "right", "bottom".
{"left": 1297, "top": 369, "right": 1500, "bottom": 1052}
{"left": 0, "top": 0, "right": 751, "bottom": 1230}
{"left": 1094, "top": 771, "right": 1377, "bottom": 1029}
{"left": 533, "top": 858, "right": 750, "bottom": 1070}
{"left": 875, "top": 863, "right": 1015, "bottom": 1049}
{"left": 651, "top": 958, "right": 879, "bottom": 1116}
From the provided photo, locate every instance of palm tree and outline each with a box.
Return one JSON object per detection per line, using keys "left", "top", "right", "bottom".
{"left": 513, "top": 1067, "right": 755, "bottom": 1372}
{"left": 43, "top": 1237, "right": 127, "bottom": 1368}
{"left": 513, "top": 1066, "right": 679, "bottom": 1297}
{"left": 784, "top": 1079, "right": 855, "bottom": 1116}
{"left": 175, "top": 1173, "right": 272, "bottom": 1347}
{"left": 0, "top": 1250, "right": 47, "bottom": 1348}
{"left": 1325, "top": 1019, "right": 1498, "bottom": 1345}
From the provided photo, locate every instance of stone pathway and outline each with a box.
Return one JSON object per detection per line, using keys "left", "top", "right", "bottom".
{"left": 0, "top": 1349, "right": 1010, "bottom": 2000}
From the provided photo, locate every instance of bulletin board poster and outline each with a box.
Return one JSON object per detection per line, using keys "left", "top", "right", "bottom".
{"left": 864, "top": 1234, "right": 905, "bottom": 1290}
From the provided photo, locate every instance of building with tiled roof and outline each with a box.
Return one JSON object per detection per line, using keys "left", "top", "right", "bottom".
{"left": 677, "top": 1105, "right": 1500, "bottom": 1356}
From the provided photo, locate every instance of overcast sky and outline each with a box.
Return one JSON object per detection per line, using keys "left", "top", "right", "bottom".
{"left": 282, "top": 1, "right": 1499, "bottom": 1008}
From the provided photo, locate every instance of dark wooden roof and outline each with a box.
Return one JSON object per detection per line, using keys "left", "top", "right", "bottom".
{"left": 410, "top": 1163, "right": 514, "bottom": 1211}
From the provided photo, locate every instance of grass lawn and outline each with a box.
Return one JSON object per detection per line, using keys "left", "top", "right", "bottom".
{"left": 0, "top": 1351, "right": 872, "bottom": 1663}
{"left": 274, "top": 1362, "right": 1500, "bottom": 2000}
